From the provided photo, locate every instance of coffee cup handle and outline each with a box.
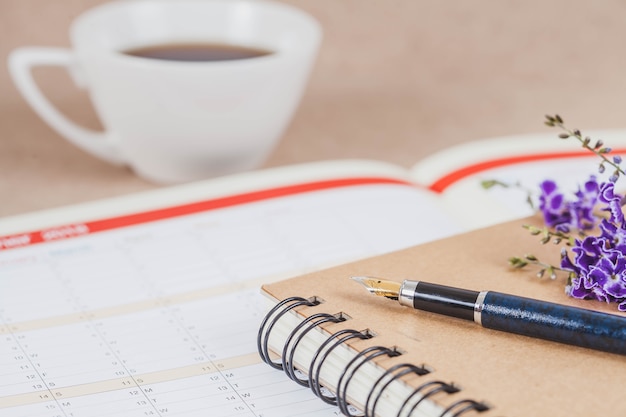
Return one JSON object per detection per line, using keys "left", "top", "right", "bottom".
{"left": 8, "top": 47, "right": 124, "bottom": 165}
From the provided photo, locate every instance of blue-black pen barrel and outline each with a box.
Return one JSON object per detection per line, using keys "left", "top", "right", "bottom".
{"left": 479, "top": 291, "right": 626, "bottom": 355}
{"left": 408, "top": 281, "right": 480, "bottom": 321}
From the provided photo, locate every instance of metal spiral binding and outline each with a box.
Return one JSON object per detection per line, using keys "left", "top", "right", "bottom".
{"left": 396, "top": 380, "right": 460, "bottom": 417}
{"left": 309, "top": 328, "right": 374, "bottom": 404}
{"left": 438, "top": 399, "right": 490, "bottom": 417}
{"left": 365, "top": 363, "right": 431, "bottom": 417}
{"left": 257, "top": 297, "right": 492, "bottom": 417}
{"left": 281, "top": 312, "right": 347, "bottom": 385}
{"left": 257, "top": 296, "right": 320, "bottom": 369}
{"left": 335, "top": 345, "right": 402, "bottom": 416}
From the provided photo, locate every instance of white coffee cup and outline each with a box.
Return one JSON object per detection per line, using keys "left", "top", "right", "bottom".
{"left": 8, "top": 0, "right": 321, "bottom": 183}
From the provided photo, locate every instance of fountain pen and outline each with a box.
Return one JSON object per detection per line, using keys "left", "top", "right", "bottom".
{"left": 352, "top": 276, "right": 626, "bottom": 355}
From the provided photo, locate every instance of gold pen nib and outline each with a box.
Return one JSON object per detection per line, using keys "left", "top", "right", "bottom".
{"left": 351, "top": 276, "right": 401, "bottom": 300}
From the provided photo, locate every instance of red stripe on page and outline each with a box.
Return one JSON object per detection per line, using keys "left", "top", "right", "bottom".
{"left": 0, "top": 177, "right": 411, "bottom": 251}
{"left": 429, "top": 148, "right": 626, "bottom": 193}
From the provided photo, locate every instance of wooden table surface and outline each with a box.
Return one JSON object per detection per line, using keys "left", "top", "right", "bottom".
{"left": 2, "top": 0, "right": 626, "bottom": 218}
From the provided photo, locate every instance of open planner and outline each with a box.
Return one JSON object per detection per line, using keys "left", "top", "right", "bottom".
{"left": 1, "top": 130, "right": 626, "bottom": 417}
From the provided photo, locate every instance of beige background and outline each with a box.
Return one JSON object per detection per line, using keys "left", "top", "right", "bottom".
{"left": 2, "top": 0, "right": 626, "bottom": 218}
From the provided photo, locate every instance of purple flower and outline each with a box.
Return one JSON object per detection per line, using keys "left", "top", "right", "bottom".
{"left": 538, "top": 176, "right": 599, "bottom": 232}
{"left": 563, "top": 239, "right": 626, "bottom": 311}
{"left": 539, "top": 180, "right": 570, "bottom": 230}
{"left": 559, "top": 180, "right": 626, "bottom": 311}
{"left": 599, "top": 180, "right": 625, "bottom": 227}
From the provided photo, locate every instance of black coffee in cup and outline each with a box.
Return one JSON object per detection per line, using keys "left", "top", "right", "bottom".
{"left": 122, "top": 42, "right": 273, "bottom": 62}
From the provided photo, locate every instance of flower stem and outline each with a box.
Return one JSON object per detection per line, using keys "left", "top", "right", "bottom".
{"left": 545, "top": 114, "right": 625, "bottom": 178}
{"left": 508, "top": 254, "right": 568, "bottom": 280}
{"left": 480, "top": 179, "right": 535, "bottom": 209}
{"left": 523, "top": 224, "right": 578, "bottom": 245}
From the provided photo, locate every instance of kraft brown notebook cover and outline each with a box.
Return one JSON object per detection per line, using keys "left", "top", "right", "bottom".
{"left": 260, "top": 216, "right": 626, "bottom": 417}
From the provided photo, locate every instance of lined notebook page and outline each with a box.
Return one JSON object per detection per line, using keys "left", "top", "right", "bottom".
{"left": 0, "top": 180, "right": 460, "bottom": 417}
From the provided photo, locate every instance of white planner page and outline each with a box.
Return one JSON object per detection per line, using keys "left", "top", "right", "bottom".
{"left": 410, "top": 130, "right": 626, "bottom": 231}
{"left": 0, "top": 181, "right": 461, "bottom": 417}
{"left": 439, "top": 155, "right": 626, "bottom": 230}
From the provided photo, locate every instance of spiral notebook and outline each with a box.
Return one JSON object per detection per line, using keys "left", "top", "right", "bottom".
{"left": 258, "top": 216, "right": 626, "bottom": 417}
